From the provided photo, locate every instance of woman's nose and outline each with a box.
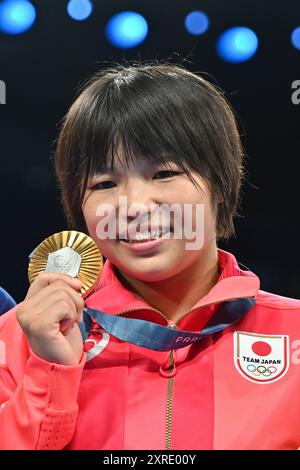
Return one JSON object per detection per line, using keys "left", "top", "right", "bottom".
{"left": 122, "top": 179, "right": 156, "bottom": 210}
{"left": 119, "top": 179, "right": 159, "bottom": 225}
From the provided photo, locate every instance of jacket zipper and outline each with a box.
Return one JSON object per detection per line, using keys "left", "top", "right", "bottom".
{"left": 165, "top": 349, "right": 174, "bottom": 450}
{"left": 108, "top": 294, "right": 255, "bottom": 450}
{"left": 112, "top": 307, "right": 194, "bottom": 451}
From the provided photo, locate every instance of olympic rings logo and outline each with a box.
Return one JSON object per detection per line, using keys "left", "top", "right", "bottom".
{"left": 247, "top": 364, "right": 277, "bottom": 377}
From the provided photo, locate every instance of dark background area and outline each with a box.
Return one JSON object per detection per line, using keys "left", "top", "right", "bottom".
{"left": 0, "top": 0, "right": 299, "bottom": 303}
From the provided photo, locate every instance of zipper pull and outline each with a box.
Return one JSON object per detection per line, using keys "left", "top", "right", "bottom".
{"left": 159, "top": 322, "right": 178, "bottom": 377}
{"left": 159, "top": 349, "right": 177, "bottom": 378}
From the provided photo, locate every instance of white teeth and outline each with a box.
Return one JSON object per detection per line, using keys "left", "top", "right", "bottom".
{"left": 122, "top": 227, "right": 171, "bottom": 243}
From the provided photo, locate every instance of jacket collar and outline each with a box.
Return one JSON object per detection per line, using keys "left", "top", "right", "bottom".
{"left": 85, "top": 249, "right": 260, "bottom": 328}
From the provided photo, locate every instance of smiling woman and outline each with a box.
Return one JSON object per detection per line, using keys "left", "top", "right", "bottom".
{"left": 55, "top": 62, "right": 244, "bottom": 242}
{"left": 2, "top": 61, "right": 300, "bottom": 451}
{"left": 53, "top": 62, "right": 243, "bottom": 315}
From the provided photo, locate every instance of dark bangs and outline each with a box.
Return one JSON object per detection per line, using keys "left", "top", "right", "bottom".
{"left": 55, "top": 62, "right": 244, "bottom": 239}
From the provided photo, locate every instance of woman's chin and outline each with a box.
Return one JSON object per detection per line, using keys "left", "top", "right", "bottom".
{"left": 114, "top": 257, "right": 180, "bottom": 283}
{"left": 100, "top": 241, "right": 185, "bottom": 281}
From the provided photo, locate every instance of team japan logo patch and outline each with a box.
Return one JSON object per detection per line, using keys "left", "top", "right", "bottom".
{"left": 234, "top": 331, "right": 289, "bottom": 384}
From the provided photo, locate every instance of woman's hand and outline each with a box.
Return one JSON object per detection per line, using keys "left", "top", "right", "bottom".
{"left": 16, "top": 272, "right": 85, "bottom": 365}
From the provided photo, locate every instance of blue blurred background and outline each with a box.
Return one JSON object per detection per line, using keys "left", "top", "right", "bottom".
{"left": 0, "top": 0, "right": 299, "bottom": 302}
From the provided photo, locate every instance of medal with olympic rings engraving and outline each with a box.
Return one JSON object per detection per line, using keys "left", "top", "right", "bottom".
{"left": 28, "top": 230, "right": 103, "bottom": 298}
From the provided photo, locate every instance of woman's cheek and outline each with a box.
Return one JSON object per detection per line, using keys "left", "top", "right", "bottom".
{"left": 82, "top": 202, "right": 98, "bottom": 238}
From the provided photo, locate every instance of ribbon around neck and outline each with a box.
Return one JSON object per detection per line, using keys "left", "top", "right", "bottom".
{"left": 79, "top": 298, "right": 255, "bottom": 352}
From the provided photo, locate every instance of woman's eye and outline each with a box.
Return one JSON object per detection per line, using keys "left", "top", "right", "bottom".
{"left": 154, "top": 171, "right": 180, "bottom": 179}
{"left": 90, "top": 171, "right": 180, "bottom": 189}
{"left": 91, "top": 181, "right": 116, "bottom": 190}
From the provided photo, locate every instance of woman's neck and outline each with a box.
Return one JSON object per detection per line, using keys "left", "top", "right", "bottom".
{"left": 116, "top": 242, "right": 220, "bottom": 323}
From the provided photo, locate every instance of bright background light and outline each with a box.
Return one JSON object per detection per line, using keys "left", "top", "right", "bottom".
{"left": 216, "top": 26, "right": 258, "bottom": 63}
{"left": 67, "top": 0, "right": 93, "bottom": 22}
{"left": 291, "top": 27, "right": 300, "bottom": 50}
{"left": 105, "top": 11, "right": 148, "bottom": 49}
{"left": 0, "top": 0, "right": 36, "bottom": 35}
{"left": 185, "top": 11, "right": 209, "bottom": 35}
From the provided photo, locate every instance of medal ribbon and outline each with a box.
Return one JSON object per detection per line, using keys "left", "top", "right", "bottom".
{"left": 79, "top": 298, "right": 255, "bottom": 351}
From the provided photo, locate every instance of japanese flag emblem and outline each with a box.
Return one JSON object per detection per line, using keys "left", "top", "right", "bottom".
{"left": 234, "top": 331, "right": 289, "bottom": 384}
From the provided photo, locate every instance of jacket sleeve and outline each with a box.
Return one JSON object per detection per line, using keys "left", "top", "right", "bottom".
{"left": 0, "top": 308, "right": 86, "bottom": 450}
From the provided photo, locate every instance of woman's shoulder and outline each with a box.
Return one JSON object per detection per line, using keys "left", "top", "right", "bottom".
{"left": 256, "top": 289, "right": 300, "bottom": 310}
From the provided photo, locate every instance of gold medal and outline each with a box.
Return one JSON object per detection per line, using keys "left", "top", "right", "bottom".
{"left": 28, "top": 231, "right": 103, "bottom": 298}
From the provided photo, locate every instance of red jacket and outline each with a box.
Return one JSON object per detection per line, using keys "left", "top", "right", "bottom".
{"left": 1, "top": 248, "right": 300, "bottom": 450}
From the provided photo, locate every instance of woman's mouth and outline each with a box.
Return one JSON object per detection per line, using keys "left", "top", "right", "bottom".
{"left": 120, "top": 227, "right": 170, "bottom": 243}
{"left": 118, "top": 228, "right": 172, "bottom": 253}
